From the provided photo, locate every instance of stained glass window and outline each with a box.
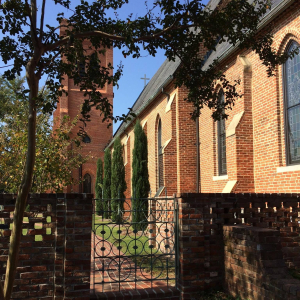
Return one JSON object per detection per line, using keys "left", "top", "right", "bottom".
{"left": 285, "top": 41, "right": 300, "bottom": 164}
{"left": 218, "top": 90, "right": 227, "bottom": 175}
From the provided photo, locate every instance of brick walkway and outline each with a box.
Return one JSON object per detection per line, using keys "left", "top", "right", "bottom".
{"left": 90, "top": 233, "right": 179, "bottom": 300}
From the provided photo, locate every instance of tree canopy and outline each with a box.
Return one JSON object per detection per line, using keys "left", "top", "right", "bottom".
{"left": 1, "top": 0, "right": 297, "bottom": 122}
{"left": 0, "top": 0, "right": 297, "bottom": 298}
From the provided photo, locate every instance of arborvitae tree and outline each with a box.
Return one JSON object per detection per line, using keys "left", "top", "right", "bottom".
{"left": 103, "top": 149, "right": 112, "bottom": 218}
{"left": 95, "top": 158, "right": 103, "bottom": 215}
{"left": 132, "top": 120, "right": 150, "bottom": 230}
{"left": 111, "top": 137, "right": 127, "bottom": 223}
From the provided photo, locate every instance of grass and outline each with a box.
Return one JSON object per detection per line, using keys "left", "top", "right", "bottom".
{"left": 93, "top": 214, "right": 176, "bottom": 282}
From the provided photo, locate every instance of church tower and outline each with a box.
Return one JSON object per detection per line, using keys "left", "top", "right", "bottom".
{"left": 53, "top": 25, "right": 113, "bottom": 194}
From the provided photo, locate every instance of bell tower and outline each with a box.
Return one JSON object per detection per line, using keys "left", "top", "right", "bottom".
{"left": 53, "top": 25, "right": 113, "bottom": 194}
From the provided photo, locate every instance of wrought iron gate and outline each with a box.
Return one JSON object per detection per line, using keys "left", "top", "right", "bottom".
{"left": 91, "top": 197, "right": 178, "bottom": 293}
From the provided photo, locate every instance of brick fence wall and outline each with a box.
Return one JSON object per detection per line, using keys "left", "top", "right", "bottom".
{"left": 1, "top": 192, "right": 300, "bottom": 300}
{"left": 177, "top": 193, "right": 300, "bottom": 300}
{"left": 0, "top": 193, "right": 92, "bottom": 300}
{"left": 223, "top": 225, "right": 300, "bottom": 300}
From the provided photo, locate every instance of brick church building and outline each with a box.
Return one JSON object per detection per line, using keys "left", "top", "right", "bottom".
{"left": 108, "top": 0, "right": 300, "bottom": 197}
{"left": 53, "top": 24, "right": 113, "bottom": 194}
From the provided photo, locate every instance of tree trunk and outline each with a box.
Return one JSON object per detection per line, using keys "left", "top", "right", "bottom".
{"left": 3, "top": 58, "right": 38, "bottom": 300}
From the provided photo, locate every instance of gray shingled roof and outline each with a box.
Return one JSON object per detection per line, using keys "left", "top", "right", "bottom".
{"left": 110, "top": 0, "right": 287, "bottom": 144}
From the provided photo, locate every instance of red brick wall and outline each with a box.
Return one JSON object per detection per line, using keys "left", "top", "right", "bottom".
{"left": 0, "top": 193, "right": 92, "bottom": 300}
{"left": 199, "top": 2, "right": 300, "bottom": 193}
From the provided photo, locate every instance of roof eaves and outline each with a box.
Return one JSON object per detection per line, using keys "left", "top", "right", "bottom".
{"left": 213, "top": 0, "right": 295, "bottom": 66}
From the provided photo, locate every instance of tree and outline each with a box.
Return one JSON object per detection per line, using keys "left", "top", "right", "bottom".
{"left": 132, "top": 120, "right": 150, "bottom": 230}
{"left": 0, "top": 0, "right": 296, "bottom": 298}
{"left": 0, "top": 77, "right": 86, "bottom": 193}
{"left": 103, "top": 148, "right": 112, "bottom": 218}
{"left": 111, "top": 137, "right": 127, "bottom": 223}
{"left": 95, "top": 158, "right": 103, "bottom": 215}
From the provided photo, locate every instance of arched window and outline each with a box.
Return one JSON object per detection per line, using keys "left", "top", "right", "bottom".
{"left": 83, "top": 173, "right": 92, "bottom": 193}
{"left": 284, "top": 41, "right": 300, "bottom": 165}
{"left": 218, "top": 90, "right": 227, "bottom": 175}
{"left": 157, "top": 119, "right": 164, "bottom": 188}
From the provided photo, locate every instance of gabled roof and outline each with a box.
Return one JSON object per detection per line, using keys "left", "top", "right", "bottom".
{"left": 108, "top": 0, "right": 291, "bottom": 147}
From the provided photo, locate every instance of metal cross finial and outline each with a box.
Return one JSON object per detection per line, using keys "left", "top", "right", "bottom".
{"left": 141, "top": 74, "right": 150, "bottom": 87}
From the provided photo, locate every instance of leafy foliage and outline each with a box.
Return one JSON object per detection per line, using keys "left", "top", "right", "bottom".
{"left": 132, "top": 120, "right": 150, "bottom": 230}
{"left": 103, "top": 148, "right": 112, "bottom": 218}
{"left": 0, "top": 77, "right": 86, "bottom": 193}
{"left": 111, "top": 137, "right": 126, "bottom": 223}
{"left": 0, "top": 0, "right": 297, "bottom": 123}
{"left": 95, "top": 158, "right": 103, "bottom": 215}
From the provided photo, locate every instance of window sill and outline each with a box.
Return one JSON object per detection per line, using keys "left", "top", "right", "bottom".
{"left": 222, "top": 180, "right": 237, "bottom": 193}
{"left": 213, "top": 175, "right": 228, "bottom": 181}
{"left": 276, "top": 164, "right": 300, "bottom": 173}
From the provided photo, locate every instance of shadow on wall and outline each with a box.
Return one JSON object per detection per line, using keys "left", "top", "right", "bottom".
{"left": 223, "top": 225, "right": 300, "bottom": 300}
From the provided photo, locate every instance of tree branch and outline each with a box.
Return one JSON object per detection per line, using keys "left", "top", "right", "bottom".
{"left": 28, "top": 0, "right": 39, "bottom": 49}
{"left": 44, "top": 24, "right": 69, "bottom": 44}
{"left": 0, "top": 64, "right": 14, "bottom": 69}
{"left": 39, "top": 0, "right": 46, "bottom": 41}
{"left": 44, "top": 18, "right": 190, "bottom": 53}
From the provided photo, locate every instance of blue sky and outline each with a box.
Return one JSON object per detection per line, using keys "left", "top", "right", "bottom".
{"left": 0, "top": 0, "right": 209, "bottom": 133}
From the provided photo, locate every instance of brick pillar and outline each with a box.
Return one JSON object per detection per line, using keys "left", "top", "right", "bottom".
{"left": 54, "top": 194, "right": 93, "bottom": 300}
{"left": 177, "top": 194, "right": 205, "bottom": 300}
{"left": 233, "top": 56, "right": 255, "bottom": 192}
{"left": 176, "top": 86, "right": 197, "bottom": 193}
{"left": 177, "top": 193, "right": 224, "bottom": 300}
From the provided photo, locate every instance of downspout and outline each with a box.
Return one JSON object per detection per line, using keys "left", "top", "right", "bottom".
{"left": 196, "top": 116, "right": 200, "bottom": 193}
